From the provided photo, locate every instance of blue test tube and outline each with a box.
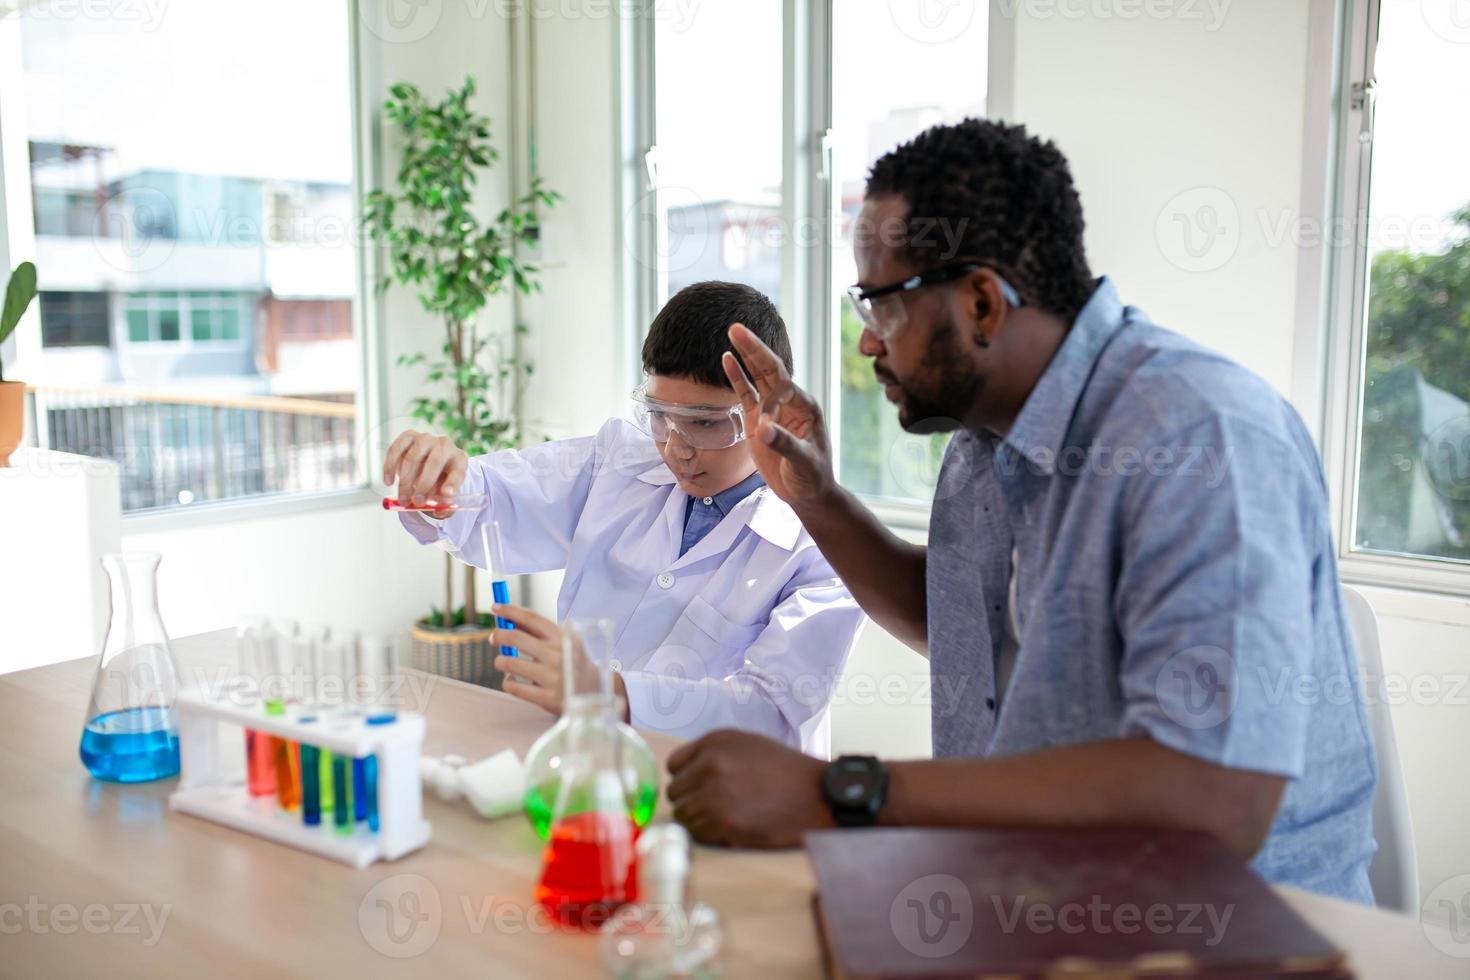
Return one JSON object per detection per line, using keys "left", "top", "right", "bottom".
{"left": 332, "top": 753, "right": 352, "bottom": 833}
{"left": 353, "top": 757, "right": 369, "bottom": 822}
{"left": 483, "top": 520, "right": 518, "bottom": 658}
{"left": 365, "top": 755, "right": 380, "bottom": 832}
{"left": 365, "top": 714, "right": 396, "bottom": 834}
{"left": 298, "top": 717, "right": 321, "bottom": 827}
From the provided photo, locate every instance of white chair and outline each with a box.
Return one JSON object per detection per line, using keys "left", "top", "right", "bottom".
{"left": 1341, "top": 585, "right": 1419, "bottom": 915}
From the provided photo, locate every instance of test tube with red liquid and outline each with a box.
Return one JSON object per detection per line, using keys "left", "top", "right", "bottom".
{"left": 381, "top": 493, "right": 488, "bottom": 513}
{"left": 235, "top": 619, "right": 276, "bottom": 797}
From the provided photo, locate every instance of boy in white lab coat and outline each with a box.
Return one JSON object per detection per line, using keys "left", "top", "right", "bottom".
{"left": 383, "top": 281, "right": 864, "bottom": 755}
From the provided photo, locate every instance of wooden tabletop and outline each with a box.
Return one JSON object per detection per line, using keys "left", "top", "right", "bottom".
{"left": 0, "top": 631, "right": 1462, "bottom": 979}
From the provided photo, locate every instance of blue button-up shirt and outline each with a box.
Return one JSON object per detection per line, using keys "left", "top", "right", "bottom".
{"left": 681, "top": 471, "right": 765, "bottom": 557}
{"left": 926, "top": 278, "right": 1377, "bottom": 903}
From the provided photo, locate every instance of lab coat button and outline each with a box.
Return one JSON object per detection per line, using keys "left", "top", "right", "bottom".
{"left": 610, "top": 659, "right": 623, "bottom": 672}
{"left": 656, "top": 572, "right": 674, "bottom": 589}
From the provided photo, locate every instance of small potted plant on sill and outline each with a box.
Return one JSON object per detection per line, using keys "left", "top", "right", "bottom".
{"left": 0, "top": 261, "right": 38, "bottom": 467}
{"left": 362, "top": 76, "right": 558, "bottom": 688}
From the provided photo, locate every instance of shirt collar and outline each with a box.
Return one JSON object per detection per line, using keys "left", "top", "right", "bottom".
{"left": 705, "top": 470, "right": 765, "bottom": 517}
{"left": 997, "top": 277, "right": 1125, "bottom": 474}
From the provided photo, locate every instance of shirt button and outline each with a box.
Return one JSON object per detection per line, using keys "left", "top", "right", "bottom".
{"left": 610, "top": 659, "right": 623, "bottom": 672}
{"left": 656, "top": 572, "right": 674, "bottom": 589}
{"left": 702, "top": 496, "right": 714, "bottom": 505}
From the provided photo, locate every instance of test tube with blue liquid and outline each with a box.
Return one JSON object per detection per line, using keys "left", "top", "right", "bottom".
{"left": 482, "top": 520, "right": 518, "bottom": 659}
{"left": 352, "top": 634, "right": 397, "bottom": 830}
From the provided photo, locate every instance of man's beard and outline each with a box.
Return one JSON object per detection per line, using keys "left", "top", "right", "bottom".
{"left": 896, "top": 311, "right": 983, "bottom": 434}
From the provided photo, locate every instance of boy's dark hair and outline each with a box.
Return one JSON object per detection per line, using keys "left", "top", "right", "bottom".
{"left": 642, "top": 281, "right": 792, "bottom": 389}
{"left": 866, "top": 118, "right": 1095, "bottom": 321}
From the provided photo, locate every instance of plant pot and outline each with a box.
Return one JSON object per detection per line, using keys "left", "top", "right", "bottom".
{"left": 0, "top": 381, "right": 23, "bottom": 467}
{"left": 409, "top": 623, "right": 505, "bottom": 690}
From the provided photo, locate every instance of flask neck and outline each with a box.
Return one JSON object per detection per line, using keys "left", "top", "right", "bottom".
{"left": 100, "top": 552, "right": 168, "bottom": 657}
{"left": 563, "top": 692, "right": 618, "bottom": 722}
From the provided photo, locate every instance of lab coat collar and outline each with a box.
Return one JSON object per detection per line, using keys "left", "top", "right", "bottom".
{"left": 640, "top": 455, "right": 804, "bottom": 562}
{"left": 671, "top": 486, "right": 802, "bottom": 568}
{"left": 745, "top": 487, "right": 803, "bottom": 551}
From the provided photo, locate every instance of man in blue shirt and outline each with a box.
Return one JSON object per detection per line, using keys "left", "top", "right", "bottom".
{"left": 665, "top": 119, "right": 1378, "bottom": 903}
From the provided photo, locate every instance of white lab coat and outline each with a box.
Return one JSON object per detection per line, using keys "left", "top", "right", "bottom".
{"left": 399, "top": 418, "right": 865, "bottom": 755}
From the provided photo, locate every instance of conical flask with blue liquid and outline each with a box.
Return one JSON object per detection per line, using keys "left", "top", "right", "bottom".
{"left": 78, "top": 552, "right": 182, "bottom": 782}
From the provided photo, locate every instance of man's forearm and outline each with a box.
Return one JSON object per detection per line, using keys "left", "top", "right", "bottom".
{"left": 880, "top": 738, "right": 1286, "bottom": 858}
{"left": 794, "top": 485, "right": 928, "bottom": 649}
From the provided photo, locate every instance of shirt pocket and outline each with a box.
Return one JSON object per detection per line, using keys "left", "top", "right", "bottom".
{"left": 645, "top": 595, "right": 764, "bottom": 679}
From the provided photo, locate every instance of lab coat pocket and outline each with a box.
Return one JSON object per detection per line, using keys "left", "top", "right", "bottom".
{"left": 648, "top": 595, "right": 763, "bottom": 679}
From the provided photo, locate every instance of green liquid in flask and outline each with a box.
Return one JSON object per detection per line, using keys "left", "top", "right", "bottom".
{"left": 525, "top": 780, "right": 657, "bottom": 840}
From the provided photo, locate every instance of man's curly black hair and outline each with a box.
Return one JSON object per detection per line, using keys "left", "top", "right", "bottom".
{"left": 865, "top": 118, "right": 1095, "bottom": 322}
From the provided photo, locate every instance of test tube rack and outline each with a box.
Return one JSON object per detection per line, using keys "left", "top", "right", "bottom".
{"left": 167, "top": 688, "right": 432, "bottom": 868}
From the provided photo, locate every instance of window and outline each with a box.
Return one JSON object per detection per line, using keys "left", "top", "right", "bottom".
{"left": 16, "top": 1, "right": 363, "bottom": 512}
{"left": 650, "top": 0, "right": 784, "bottom": 307}
{"left": 629, "top": 2, "right": 990, "bottom": 511}
{"left": 1339, "top": 0, "right": 1470, "bottom": 573}
{"left": 121, "top": 292, "right": 247, "bottom": 345}
{"left": 39, "top": 291, "right": 111, "bottom": 348}
{"left": 830, "top": 4, "right": 987, "bottom": 503}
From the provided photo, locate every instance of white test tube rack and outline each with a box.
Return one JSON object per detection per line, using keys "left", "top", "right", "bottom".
{"left": 167, "top": 688, "right": 432, "bottom": 868}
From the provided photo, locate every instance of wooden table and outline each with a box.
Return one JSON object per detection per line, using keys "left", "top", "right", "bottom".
{"left": 0, "top": 631, "right": 1463, "bottom": 979}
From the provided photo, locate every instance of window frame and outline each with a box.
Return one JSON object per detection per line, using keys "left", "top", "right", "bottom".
{"left": 621, "top": 0, "right": 1010, "bottom": 529}
{"left": 1320, "top": 0, "right": 1470, "bottom": 597}
{"left": 0, "top": 0, "right": 384, "bottom": 526}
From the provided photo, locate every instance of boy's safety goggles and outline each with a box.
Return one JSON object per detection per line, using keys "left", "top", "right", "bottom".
{"left": 629, "top": 384, "right": 747, "bottom": 450}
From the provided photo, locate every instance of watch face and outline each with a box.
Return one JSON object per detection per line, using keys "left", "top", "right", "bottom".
{"left": 829, "top": 757, "right": 881, "bottom": 806}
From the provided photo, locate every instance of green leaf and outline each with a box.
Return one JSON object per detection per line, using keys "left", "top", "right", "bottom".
{"left": 1, "top": 261, "right": 37, "bottom": 346}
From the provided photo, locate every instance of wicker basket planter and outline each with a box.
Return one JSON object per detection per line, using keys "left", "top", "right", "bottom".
{"left": 409, "top": 624, "right": 505, "bottom": 690}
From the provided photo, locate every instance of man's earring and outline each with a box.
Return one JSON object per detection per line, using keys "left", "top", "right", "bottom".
{"left": 977, "top": 336, "right": 990, "bottom": 349}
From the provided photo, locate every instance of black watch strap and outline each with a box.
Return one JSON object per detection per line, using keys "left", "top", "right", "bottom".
{"left": 822, "top": 755, "right": 888, "bottom": 828}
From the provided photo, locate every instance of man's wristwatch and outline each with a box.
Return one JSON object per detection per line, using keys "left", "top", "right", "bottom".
{"left": 821, "top": 755, "right": 889, "bottom": 827}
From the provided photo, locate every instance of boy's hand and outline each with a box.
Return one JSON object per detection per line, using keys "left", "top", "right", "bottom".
{"left": 722, "top": 324, "right": 837, "bottom": 509}
{"left": 382, "top": 430, "right": 469, "bottom": 518}
{"left": 492, "top": 605, "right": 630, "bottom": 720}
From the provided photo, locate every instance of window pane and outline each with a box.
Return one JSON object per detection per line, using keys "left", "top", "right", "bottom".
{"left": 654, "top": 0, "right": 783, "bottom": 308}
{"left": 830, "top": 4, "right": 988, "bottom": 503}
{"left": 219, "top": 309, "right": 241, "bottom": 341}
{"left": 21, "top": 1, "right": 360, "bottom": 511}
{"left": 39, "top": 291, "right": 111, "bottom": 348}
{"left": 158, "top": 309, "right": 181, "bottom": 342}
{"left": 191, "top": 310, "right": 214, "bottom": 341}
{"left": 1352, "top": 0, "right": 1470, "bottom": 563}
{"left": 126, "top": 310, "right": 150, "bottom": 343}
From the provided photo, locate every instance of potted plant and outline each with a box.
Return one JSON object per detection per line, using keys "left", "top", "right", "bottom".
{"left": 362, "top": 76, "right": 558, "bottom": 687}
{"left": 0, "top": 261, "right": 38, "bottom": 467}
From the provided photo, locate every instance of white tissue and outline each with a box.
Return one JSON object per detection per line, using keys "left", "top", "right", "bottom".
{"left": 419, "top": 750, "right": 526, "bottom": 819}
{"left": 458, "top": 749, "right": 527, "bottom": 819}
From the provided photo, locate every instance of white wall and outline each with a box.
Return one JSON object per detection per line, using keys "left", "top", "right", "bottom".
{"left": 1357, "top": 587, "right": 1470, "bottom": 921}
{"left": 1001, "top": 0, "right": 1313, "bottom": 397}
{"left": 122, "top": 499, "right": 441, "bottom": 641}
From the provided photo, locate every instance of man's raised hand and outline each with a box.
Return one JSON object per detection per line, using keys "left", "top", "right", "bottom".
{"left": 722, "top": 323, "right": 836, "bottom": 509}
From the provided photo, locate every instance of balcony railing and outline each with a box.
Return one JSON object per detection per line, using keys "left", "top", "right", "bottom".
{"left": 25, "top": 384, "right": 359, "bottom": 512}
